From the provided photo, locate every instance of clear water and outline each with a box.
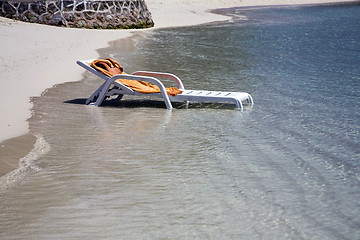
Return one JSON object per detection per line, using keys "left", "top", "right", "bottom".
{"left": 1, "top": 4, "right": 359, "bottom": 239}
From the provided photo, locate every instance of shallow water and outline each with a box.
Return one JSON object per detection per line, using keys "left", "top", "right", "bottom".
{"left": 1, "top": 4, "right": 359, "bottom": 239}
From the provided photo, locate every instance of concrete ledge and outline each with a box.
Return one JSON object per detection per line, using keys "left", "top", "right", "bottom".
{"left": 0, "top": 0, "right": 154, "bottom": 28}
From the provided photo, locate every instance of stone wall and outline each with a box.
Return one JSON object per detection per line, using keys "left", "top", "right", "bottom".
{"left": 0, "top": 0, "right": 154, "bottom": 29}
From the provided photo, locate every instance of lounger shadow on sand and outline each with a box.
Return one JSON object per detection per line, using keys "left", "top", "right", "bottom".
{"left": 77, "top": 59, "right": 254, "bottom": 111}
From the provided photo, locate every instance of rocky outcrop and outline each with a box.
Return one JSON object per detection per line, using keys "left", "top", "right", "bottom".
{"left": 0, "top": 0, "right": 154, "bottom": 29}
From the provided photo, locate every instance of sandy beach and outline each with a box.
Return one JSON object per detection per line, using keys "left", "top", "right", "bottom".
{"left": 0, "top": 0, "right": 356, "bottom": 178}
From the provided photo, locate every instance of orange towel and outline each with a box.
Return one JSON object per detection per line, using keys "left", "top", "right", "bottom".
{"left": 90, "top": 58, "right": 182, "bottom": 96}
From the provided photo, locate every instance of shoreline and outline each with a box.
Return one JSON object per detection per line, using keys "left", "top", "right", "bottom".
{"left": 0, "top": 0, "right": 357, "bottom": 179}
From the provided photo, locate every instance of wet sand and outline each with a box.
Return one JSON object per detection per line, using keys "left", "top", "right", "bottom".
{"left": 0, "top": 134, "right": 36, "bottom": 177}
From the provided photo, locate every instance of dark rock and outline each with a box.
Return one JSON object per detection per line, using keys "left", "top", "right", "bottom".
{"left": 64, "top": 12, "right": 75, "bottom": 22}
{"left": 92, "top": 2, "right": 99, "bottom": 11}
{"left": 84, "top": 11, "right": 94, "bottom": 20}
{"left": 48, "top": 12, "right": 62, "bottom": 25}
{"left": 40, "top": 13, "right": 51, "bottom": 21}
{"left": 19, "top": 14, "right": 28, "bottom": 21}
{"left": 3, "top": 2, "right": 16, "bottom": 14}
{"left": 18, "top": 3, "right": 27, "bottom": 14}
{"left": 75, "top": 2, "right": 84, "bottom": 12}
{"left": 97, "top": 2, "right": 106, "bottom": 11}
{"left": 105, "top": 14, "right": 112, "bottom": 21}
{"left": 97, "top": 14, "right": 105, "bottom": 22}
{"left": 30, "top": 3, "right": 41, "bottom": 15}
{"left": 92, "top": 22, "right": 100, "bottom": 28}
{"left": 63, "top": 1, "right": 74, "bottom": 11}
{"left": 75, "top": 19, "right": 87, "bottom": 28}
{"left": 47, "top": 3, "right": 58, "bottom": 14}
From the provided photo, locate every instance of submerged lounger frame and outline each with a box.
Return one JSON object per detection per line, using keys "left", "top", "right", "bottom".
{"left": 77, "top": 60, "right": 254, "bottom": 111}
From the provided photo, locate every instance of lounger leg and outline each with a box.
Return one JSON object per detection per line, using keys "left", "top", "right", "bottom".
{"left": 92, "top": 79, "right": 115, "bottom": 106}
{"left": 248, "top": 94, "right": 254, "bottom": 106}
{"left": 86, "top": 82, "right": 106, "bottom": 105}
{"left": 162, "top": 95, "right": 173, "bottom": 110}
{"left": 234, "top": 98, "right": 244, "bottom": 111}
{"left": 154, "top": 81, "right": 173, "bottom": 110}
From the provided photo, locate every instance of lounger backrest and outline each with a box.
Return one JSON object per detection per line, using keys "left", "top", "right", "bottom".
{"left": 77, "top": 60, "right": 134, "bottom": 93}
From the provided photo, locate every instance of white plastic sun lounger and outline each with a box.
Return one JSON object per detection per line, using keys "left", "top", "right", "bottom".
{"left": 77, "top": 59, "right": 253, "bottom": 111}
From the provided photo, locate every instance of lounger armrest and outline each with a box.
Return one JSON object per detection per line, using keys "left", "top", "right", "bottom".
{"left": 132, "top": 71, "right": 185, "bottom": 90}
{"left": 110, "top": 73, "right": 165, "bottom": 87}
{"left": 110, "top": 74, "right": 173, "bottom": 110}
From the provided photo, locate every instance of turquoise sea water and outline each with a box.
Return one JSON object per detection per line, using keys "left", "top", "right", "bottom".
{"left": 1, "top": 4, "right": 359, "bottom": 239}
